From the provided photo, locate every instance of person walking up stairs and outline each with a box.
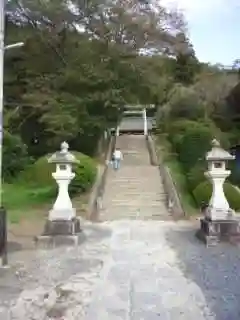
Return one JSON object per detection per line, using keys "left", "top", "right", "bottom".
{"left": 101, "top": 135, "right": 169, "bottom": 221}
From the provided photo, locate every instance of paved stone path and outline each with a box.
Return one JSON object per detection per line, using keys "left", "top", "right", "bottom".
{"left": 1, "top": 219, "right": 240, "bottom": 319}
{"left": 84, "top": 220, "right": 215, "bottom": 320}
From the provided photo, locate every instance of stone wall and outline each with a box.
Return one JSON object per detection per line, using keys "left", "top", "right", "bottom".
{"left": 87, "top": 135, "right": 116, "bottom": 221}
{"left": 146, "top": 135, "right": 185, "bottom": 219}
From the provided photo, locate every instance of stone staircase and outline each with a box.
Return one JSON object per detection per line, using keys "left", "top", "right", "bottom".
{"left": 100, "top": 135, "right": 169, "bottom": 220}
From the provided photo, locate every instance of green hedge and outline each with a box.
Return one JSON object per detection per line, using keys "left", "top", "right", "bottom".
{"left": 168, "top": 120, "right": 209, "bottom": 139}
{"left": 168, "top": 120, "right": 213, "bottom": 154}
{"left": 19, "top": 152, "right": 97, "bottom": 196}
{"left": 193, "top": 181, "right": 240, "bottom": 211}
{"left": 178, "top": 126, "right": 212, "bottom": 173}
{"left": 187, "top": 164, "right": 206, "bottom": 190}
{"left": 168, "top": 120, "right": 228, "bottom": 170}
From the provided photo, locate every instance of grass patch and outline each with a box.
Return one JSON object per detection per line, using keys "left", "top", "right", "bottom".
{"left": 3, "top": 182, "right": 91, "bottom": 224}
{"left": 3, "top": 183, "right": 55, "bottom": 223}
{"left": 156, "top": 134, "right": 198, "bottom": 216}
{"left": 3, "top": 184, "right": 55, "bottom": 210}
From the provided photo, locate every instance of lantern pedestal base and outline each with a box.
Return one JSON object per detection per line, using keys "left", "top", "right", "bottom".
{"left": 35, "top": 217, "right": 83, "bottom": 248}
{"left": 196, "top": 217, "right": 240, "bottom": 247}
{"left": 43, "top": 217, "right": 81, "bottom": 235}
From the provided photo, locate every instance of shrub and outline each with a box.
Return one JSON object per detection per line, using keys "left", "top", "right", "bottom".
{"left": 229, "top": 162, "right": 240, "bottom": 187}
{"left": 19, "top": 152, "right": 97, "bottom": 196}
{"left": 178, "top": 125, "right": 213, "bottom": 172}
{"left": 3, "top": 131, "right": 31, "bottom": 181}
{"left": 193, "top": 181, "right": 240, "bottom": 211}
{"left": 70, "top": 153, "right": 97, "bottom": 194}
{"left": 187, "top": 164, "right": 206, "bottom": 190}
{"left": 168, "top": 120, "right": 205, "bottom": 137}
{"left": 168, "top": 120, "right": 209, "bottom": 152}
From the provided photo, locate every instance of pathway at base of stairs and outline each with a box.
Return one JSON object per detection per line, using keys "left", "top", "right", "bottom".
{"left": 1, "top": 219, "right": 239, "bottom": 319}
{"left": 84, "top": 220, "right": 215, "bottom": 320}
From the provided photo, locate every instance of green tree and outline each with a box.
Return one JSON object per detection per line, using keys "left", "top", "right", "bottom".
{"left": 173, "top": 33, "right": 201, "bottom": 85}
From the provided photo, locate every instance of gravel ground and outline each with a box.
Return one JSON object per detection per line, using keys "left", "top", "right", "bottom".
{"left": 0, "top": 220, "right": 240, "bottom": 319}
{"left": 166, "top": 221, "right": 240, "bottom": 320}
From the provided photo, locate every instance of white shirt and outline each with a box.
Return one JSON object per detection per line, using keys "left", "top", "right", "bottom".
{"left": 114, "top": 150, "right": 123, "bottom": 160}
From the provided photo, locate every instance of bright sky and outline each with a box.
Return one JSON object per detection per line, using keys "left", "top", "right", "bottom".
{"left": 162, "top": 0, "right": 240, "bottom": 65}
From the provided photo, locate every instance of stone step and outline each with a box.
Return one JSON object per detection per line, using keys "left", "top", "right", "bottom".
{"left": 102, "top": 201, "right": 165, "bottom": 210}
{"left": 102, "top": 209, "right": 167, "bottom": 216}
{"left": 107, "top": 179, "right": 163, "bottom": 184}
{"left": 103, "top": 202, "right": 166, "bottom": 207}
{"left": 109, "top": 164, "right": 154, "bottom": 168}
{"left": 107, "top": 176, "right": 161, "bottom": 180}
{"left": 107, "top": 179, "right": 162, "bottom": 183}
{"left": 103, "top": 195, "right": 166, "bottom": 202}
{"left": 104, "top": 184, "right": 165, "bottom": 189}
{"left": 106, "top": 182, "right": 163, "bottom": 186}
{"left": 105, "top": 188, "right": 165, "bottom": 194}
{"left": 100, "top": 209, "right": 169, "bottom": 220}
{"left": 104, "top": 188, "right": 165, "bottom": 192}
{"left": 109, "top": 177, "right": 160, "bottom": 181}
{"left": 108, "top": 175, "right": 160, "bottom": 179}
{"left": 101, "top": 202, "right": 167, "bottom": 207}
{"left": 121, "top": 153, "right": 149, "bottom": 156}
{"left": 104, "top": 194, "right": 165, "bottom": 199}
{"left": 107, "top": 174, "right": 159, "bottom": 179}
{"left": 99, "top": 215, "right": 171, "bottom": 221}
{"left": 101, "top": 205, "right": 167, "bottom": 213}
{"left": 120, "top": 162, "right": 150, "bottom": 165}
{"left": 109, "top": 166, "right": 157, "bottom": 171}
{"left": 103, "top": 192, "right": 166, "bottom": 198}
{"left": 106, "top": 187, "right": 165, "bottom": 191}
{"left": 122, "top": 154, "right": 148, "bottom": 157}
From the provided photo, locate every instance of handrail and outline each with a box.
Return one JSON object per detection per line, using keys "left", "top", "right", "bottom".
{"left": 88, "top": 134, "right": 116, "bottom": 221}
{"left": 146, "top": 134, "right": 185, "bottom": 219}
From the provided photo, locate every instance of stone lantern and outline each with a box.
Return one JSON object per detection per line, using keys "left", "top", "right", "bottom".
{"left": 36, "top": 142, "right": 81, "bottom": 246}
{"left": 205, "top": 139, "right": 235, "bottom": 219}
{"left": 48, "top": 141, "right": 78, "bottom": 221}
{"left": 196, "top": 139, "right": 240, "bottom": 246}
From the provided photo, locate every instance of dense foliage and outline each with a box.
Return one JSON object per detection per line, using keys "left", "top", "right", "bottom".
{"left": 157, "top": 52, "right": 240, "bottom": 209}
{"left": 3, "top": 0, "right": 191, "bottom": 183}
{"left": 3, "top": 131, "right": 31, "bottom": 181}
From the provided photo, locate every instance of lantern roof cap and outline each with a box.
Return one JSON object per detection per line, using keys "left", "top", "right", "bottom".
{"left": 48, "top": 141, "right": 79, "bottom": 164}
{"left": 206, "top": 139, "right": 234, "bottom": 161}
